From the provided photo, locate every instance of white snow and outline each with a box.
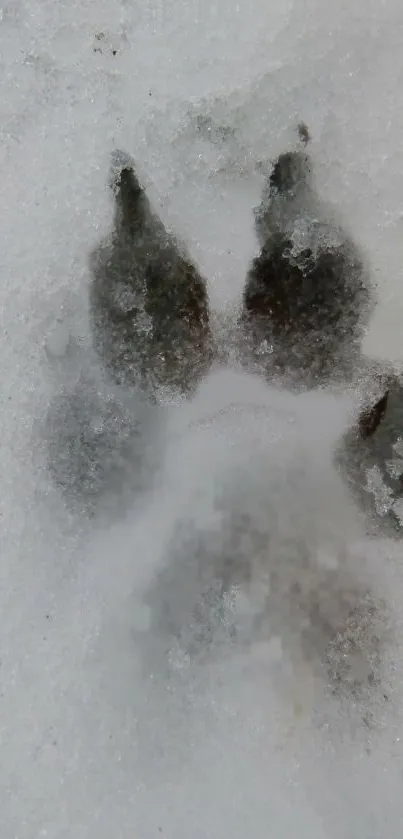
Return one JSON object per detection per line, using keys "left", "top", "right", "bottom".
{"left": 2, "top": 1, "right": 403, "bottom": 837}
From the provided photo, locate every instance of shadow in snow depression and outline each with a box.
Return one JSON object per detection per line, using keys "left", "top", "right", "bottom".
{"left": 120, "top": 369, "right": 391, "bottom": 724}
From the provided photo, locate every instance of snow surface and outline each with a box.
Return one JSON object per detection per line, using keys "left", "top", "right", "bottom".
{"left": 2, "top": 1, "right": 403, "bottom": 837}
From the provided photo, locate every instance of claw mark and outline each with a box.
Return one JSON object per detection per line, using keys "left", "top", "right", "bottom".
{"left": 358, "top": 391, "right": 389, "bottom": 439}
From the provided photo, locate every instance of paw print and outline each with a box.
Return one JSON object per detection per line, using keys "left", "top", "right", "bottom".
{"left": 92, "top": 31, "right": 119, "bottom": 57}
